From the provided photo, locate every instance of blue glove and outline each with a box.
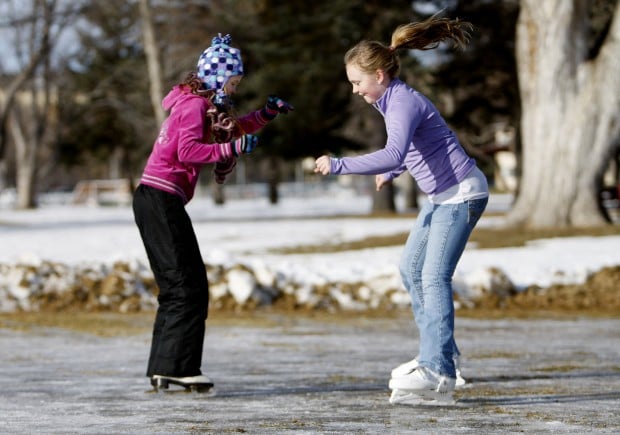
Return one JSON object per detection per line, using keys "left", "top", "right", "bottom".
{"left": 261, "top": 95, "right": 294, "bottom": 120}
{"left": 231, "top": 134, "right": 258, "bottom": 156}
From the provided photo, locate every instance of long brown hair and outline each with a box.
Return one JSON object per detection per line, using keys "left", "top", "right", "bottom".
{"left": 344, "top": 14, "right": 473, "bottom": 78}
{"left": 180, "top": 72, "right": 242, "bottom": 143}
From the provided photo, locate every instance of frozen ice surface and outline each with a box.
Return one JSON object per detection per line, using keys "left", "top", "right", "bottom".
{"left": 1, "top": 314, "right": 619, "bottom": 434}
{"left": 1, "top": 192, "right": 620, "bottom": 432}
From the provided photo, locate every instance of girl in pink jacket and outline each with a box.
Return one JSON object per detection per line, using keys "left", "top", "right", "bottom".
{"left": 133, "top": 34, "right": 292, "bottom": 392}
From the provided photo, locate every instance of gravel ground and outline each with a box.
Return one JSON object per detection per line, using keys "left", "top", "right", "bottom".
{"left": 1, "top": 313, "right": 619, "bottom": 434}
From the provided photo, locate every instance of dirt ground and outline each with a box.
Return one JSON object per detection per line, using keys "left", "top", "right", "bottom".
{"left": 466, "top": 266, "right": 620, "bottom": 317}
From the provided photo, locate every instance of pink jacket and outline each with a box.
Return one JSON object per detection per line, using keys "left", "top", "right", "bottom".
{"left": 140, "top": 86, "right": 271, "bottom": 203}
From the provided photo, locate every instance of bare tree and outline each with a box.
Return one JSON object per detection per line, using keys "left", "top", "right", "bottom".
{"left": 0, "top": 0, "right": 78, "bottom": 208}
{"left": 139, "top": 0, "right": 165, "bottom": 126}
{"left": 0, "top": 0, "right": 51, "bottom": 191}
{"left": 509, "top": 0, "right": 620, "bottom": 227}
{"left": 7, "top": 0, "right": 55, "bottom": 208}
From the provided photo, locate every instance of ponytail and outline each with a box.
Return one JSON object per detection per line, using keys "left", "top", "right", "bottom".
{"left": 345, "top": 14, "right": 472, "bottom": 78}
{"left": 390, "top": 14, "right": 472, "bottom": 52}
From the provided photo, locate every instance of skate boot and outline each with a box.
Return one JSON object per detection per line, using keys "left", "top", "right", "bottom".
{"left": 391, "top": 355, "right": 465, "bottom": 387}
{"left": 151, "top": 374, "right": 214, "bottom": 393}
{"left": 388, "top": 367, "right": 456, "bottom": 406}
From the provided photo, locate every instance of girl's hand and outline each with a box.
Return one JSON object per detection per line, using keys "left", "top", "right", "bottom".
{"left": 314, "top": 155, "right": 331, "bottom": 175}
{"left": 375, "top": 174, "right": 390, "bottom": 191}
{"left": 261, "top": 95, "right": 294, "bottom": 120}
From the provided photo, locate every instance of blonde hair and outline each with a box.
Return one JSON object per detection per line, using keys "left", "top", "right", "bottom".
{"left": 344, "top": 14, "right": 473, "bottom": 78}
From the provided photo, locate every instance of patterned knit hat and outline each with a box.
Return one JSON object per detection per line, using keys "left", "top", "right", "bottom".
{"left": 196, "top": 33, "right": 244, "bottom": 92}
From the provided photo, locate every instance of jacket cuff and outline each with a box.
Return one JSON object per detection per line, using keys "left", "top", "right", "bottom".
{"left": 218, "top": 142, "right": 234, "bottom": 160}
{"left": 259, "top": 107, "right": 278, "bottom": 122}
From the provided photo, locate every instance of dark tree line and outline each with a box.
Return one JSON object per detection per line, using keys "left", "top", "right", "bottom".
{"left": 3, "top": 0, "right": 617, "bottom": 225}
{"left": 52, "top": 0, "right": 520, "bottom": 194}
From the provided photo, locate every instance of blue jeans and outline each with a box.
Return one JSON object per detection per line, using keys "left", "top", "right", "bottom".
{"left": 399, "top": 197, "right": 488, "bottom": 377}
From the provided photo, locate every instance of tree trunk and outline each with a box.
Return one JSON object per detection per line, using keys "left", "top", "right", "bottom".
{"left": 372, "top": 182, "right": 396, "bottom": 214}
{"left": 367, "top": 106, "right": 396, "bottom": 214}
{"left": 509, "top": 0, "right": 620, "bottom": 228}
{"left": 401, "top": 175, "right": 418, "bottom": 211}
{"left": 212, "top": 183, "right": 225, "bottom": 205}
{"left": 10, "top": 110, "right": 37, "bottom": 209}
{"left": 265, "top": 156, "right": 280, "bottom": 205}
{"left": 139, "top": 0, "right": 166, "bottom": 126}
{"left": 9, "top": 0, "right": 57, "bottom": 209}
{"left": 0, "top": 1, "right": 53, "bottom": 177}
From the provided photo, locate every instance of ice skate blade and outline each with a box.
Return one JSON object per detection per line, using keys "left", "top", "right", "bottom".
{"left": 390, "top": 389, "right": 456, "bottom": 406}
{"left": 389, "top": 390, "right": 432, "bottom": 405}
{"left": 150, "top": 384, "right": 215, "bottom": 395}
{"left": 151, "top": 375, "right": 214, "bottom": 394}
{"left": 149, "top": 386, "right": 216, "bottom": 396}
{"left": 390, "top": 375, "right": 466, "bottom": 390}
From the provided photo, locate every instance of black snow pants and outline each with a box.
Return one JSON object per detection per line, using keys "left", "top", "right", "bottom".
{"left": 132, "top": 184, "right": 209, "bottom": 378}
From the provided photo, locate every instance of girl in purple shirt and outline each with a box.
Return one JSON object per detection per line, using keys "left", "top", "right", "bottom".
{"left": 315, "top": 16, "right": 488, "bottom": 405}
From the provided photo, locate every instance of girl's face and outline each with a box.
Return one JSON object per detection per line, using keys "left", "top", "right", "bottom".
{"left": 345, "top": 64, "right": 388, "bottom": 104}
{"left": 223, "top": 75, "right": 243, "bottom": 95}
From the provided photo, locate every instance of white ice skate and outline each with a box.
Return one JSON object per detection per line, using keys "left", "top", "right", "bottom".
{"left": 390, "top": 355, "right": 466, "bottom": 387}
{"left": 389, "top": 388, "right": 439, "bottom": 405}
{"left": 151, "top": 374, "right": 214, "bottom": 393}
{"left": 388, "top": 367, "right": 456, "bottom": 406}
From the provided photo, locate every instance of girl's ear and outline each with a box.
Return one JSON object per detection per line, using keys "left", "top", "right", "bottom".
{"left": 375, "top": 69, "right": 386, "bottom": 85}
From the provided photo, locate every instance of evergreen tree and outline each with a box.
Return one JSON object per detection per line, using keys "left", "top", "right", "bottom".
{"left": 56, "top": 0, "right": 151, "bottom": 180}
{"left": 211, "top": 0, "right": 416, "bottom": 162}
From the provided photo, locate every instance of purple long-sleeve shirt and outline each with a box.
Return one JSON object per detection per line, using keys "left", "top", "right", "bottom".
{"left": 330, "top": 79, "right": 474, "bottom": 195}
